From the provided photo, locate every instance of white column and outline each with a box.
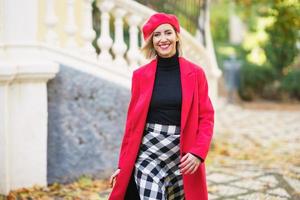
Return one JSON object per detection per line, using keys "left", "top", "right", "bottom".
{"left": 65, "top": 0, "right": 78, "bottom": 49}
{"left": 81, "top": 0, "right": 97, "bottom": 58}
{"left": 2, "top": 0, "right": 38, "bottom": 44}
{"left": 97, "top": 0, "right": 114, "bottom": 65}
{"left": 0, "top": 61, "right": 59, "bottom": 195}
{"left": 112, "top": 8, "right": 128, "bottom": 68}
{"left": 0, "top": 67, "right": 14, "bottom": 196}
{"left": 45, "top": 0, "right": 58, "bottom": 45}
{"left": 0, "top": 0, "right": 4, "bottom": 44}
{"left": 1, "top": 0, "right": 40, "bottom": 58}
{"left": 126, "top": 14, "right": 142, "bottom": 70}
{"left": 229, "top": 12, "right": 246, "bottom": 45}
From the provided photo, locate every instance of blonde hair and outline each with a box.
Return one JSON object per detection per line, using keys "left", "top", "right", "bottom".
{"left": 141, "top": 31, "right": 183, "bottom": 59}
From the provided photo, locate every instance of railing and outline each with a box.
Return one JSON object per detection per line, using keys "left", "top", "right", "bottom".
{"left": 0, "top": 0, "right": 220, "bottom": 101}
{"left": 40, "top": 0, "right": 219, "bottom": 77}
{"left": 0, "top": 0, "right": 221, "bottom": 195}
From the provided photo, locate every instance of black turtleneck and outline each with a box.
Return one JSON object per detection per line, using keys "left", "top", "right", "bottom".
{"left": 146, "top": 51, "right": 182, "bottom": 125}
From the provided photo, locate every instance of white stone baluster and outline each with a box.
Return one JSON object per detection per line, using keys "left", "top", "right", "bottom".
{"left": 81, "top": 0, "right": 97, "bottom": 58}
{"left": 97, "top": 0, "right": 114, "bottom": 65}
{"left": 139, "top": 29, "right": 148, "bottom": 64}
{"left": 112, "top": 8, "right": 128, "bottom": 68}
{"left": 65, "top": 0, "right": 77, "bottom": 49}
{"left": 45, "top": 0, "right": 58, "bottom": 45}
{"left": 126, "top": 14, "right": 142, "bottom": 70}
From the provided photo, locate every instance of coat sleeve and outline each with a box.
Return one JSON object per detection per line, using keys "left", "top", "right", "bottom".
{"left": 188, "top": 67, "right": 214, "bottom": 162}
{"left": 117, "top": 71, "right": 139, "bottom": 169}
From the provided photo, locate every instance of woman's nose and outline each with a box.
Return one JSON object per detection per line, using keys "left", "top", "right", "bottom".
{"left": 160, "top": 35, "right": 168, "bottom": 42}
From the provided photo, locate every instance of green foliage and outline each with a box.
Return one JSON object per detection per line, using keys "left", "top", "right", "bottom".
{"left": 211, "top": 0, "right": 300, "bottom": 101}
{"left": 92, "top": 1, "right": 101, "bottom": 54}
{"left": 263, "top": 2, "right": 300, "bottom": 75}
{"left": 210, "top": 0, "right": 230, "bottom": 43}
{"left": 234, "top": 0, "right": 300, "bottom": 76}
{"left": 238, "top": 63, "right": 276, "bottom": 101}
{"left": 135, "top": 0, "right": 202, "bottom": 34}
{"left": 281, "top": 69, "right": 300, "bottom": 100}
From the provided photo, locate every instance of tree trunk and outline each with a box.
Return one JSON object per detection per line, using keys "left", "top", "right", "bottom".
{"left": 197, "top": 0, "right": 209, "bottom": 46}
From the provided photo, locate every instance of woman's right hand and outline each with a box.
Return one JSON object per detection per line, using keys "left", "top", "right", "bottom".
{"left": 109, "top": 168, "right": 120, "bottom": 188}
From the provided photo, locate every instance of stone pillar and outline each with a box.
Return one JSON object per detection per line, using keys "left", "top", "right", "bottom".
{"left": 229, "top": 2, "right": 246, "bottom": 45}
{"left": 0, "top": 61, "right": 59, "bottom": 195}
{"left": 0, "top": 0, "right": 41, "bottom": 59}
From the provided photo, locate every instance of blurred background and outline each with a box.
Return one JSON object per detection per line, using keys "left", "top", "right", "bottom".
{"left": 137, "top": 0, "right": 300, "bottom": 103}
{"left": 0, "top": 0, "right": 299, "bottom": 199}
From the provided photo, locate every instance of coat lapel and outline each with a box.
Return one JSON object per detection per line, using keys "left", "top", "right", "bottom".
{"left": 179, "top": 57, "right": 195, "bottom": 131}
{"left": 136, "top": 59, "right": 157, "bottom": 116}
{"left": 138, "top": 57, "right": 195, "bottom": 131}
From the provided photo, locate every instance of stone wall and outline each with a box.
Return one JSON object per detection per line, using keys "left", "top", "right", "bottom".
{"left": 47, "top": 65, "right": 130, "bottom": 184}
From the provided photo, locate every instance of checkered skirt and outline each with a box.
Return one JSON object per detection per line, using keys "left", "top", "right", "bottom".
{"left": 134, "top": 123, "right": 185, "bottom": 200}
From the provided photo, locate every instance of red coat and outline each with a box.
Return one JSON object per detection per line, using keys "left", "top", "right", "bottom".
{"left": 109, "top": 57, "right": 214, "bottom": 200}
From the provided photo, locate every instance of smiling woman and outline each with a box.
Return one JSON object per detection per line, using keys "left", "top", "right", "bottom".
{"left": 152, "top": 24, "right": 178, "bottom": 58}
{"left": 141, "top": 14, "right": 183, "bottom": 60}
{"left": 108, "top": 12, "right": 214, "bottom": 200}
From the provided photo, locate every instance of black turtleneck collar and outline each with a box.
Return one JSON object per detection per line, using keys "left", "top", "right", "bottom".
{"left": 157, "top": 50, "right": 179, "bottom": 70}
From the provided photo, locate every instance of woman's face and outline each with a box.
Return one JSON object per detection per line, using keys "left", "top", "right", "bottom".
{"left": 152, "top": 24, "right": 179, "bottom": 58}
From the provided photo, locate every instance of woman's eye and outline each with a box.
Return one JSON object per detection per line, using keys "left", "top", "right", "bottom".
{"left": 154, "top": 33, "right": 160, "bottom": 37}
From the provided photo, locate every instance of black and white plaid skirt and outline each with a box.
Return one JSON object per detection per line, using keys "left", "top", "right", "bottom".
{"left": 134, "top": 122, "right": 185, "bottom": 200}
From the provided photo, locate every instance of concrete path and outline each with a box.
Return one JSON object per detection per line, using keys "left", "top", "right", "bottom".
{"left": 100, "top": 99, "right": 300, "bottom": 199}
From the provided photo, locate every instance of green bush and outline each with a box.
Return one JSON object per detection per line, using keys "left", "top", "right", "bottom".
{"left": 238, "top": 63, "right": 276, "bottom": 101}
{"left": 280, "top": 69, "right": 300, "bottom": 100}
{"left": 263, "top": 3, "right": 300, "bottom": 76}
{"left": 210, "top": 0, "right": 230, "bottom": 43}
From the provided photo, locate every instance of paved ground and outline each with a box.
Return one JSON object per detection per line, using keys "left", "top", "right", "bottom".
{"left": 102, "top": 98, "right": 300, "bottom": 199}
{"left": 207, "top": 99, "right": 300, "bottom": 200}
{"left": 2, "top": 99, "right": 298, "bottom": 200}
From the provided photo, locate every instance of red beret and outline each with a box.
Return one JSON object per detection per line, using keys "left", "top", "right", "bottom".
{"left": 142, "top": 12, "right": 180, "bottom": 41}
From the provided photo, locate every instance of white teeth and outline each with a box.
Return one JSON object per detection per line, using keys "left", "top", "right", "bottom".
{"left": 160, "top": 44, "right": 170, "bottom": 49}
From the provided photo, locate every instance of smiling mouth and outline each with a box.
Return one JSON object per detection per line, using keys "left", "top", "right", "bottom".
{"left": 159, "top": 44, "right": 171, "bottom": 50}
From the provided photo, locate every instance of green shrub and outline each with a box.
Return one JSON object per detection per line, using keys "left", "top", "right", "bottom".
{"left": 280, "top": 69, "right": 300, "bottom": 100}
{"left": 263, "top": 3, "right": 300, "bottom": 76}
{"left": 210, "top": 0, "right": 230, "bottom": 43}
{"left": 238, "top": 63, "right": 276, "bottom": 101}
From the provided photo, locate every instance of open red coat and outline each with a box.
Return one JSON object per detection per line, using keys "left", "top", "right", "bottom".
{"left": 109, "top": 57, "right": 214, "bottom": 200}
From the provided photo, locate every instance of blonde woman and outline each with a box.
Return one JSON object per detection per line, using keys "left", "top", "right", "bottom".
{"left": 109, "top": 12, "right": 214, "bottom": 200}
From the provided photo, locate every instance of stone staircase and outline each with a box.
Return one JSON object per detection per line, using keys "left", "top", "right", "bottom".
{"left": 0, "top": 0, "right": 221, "bottom": 195}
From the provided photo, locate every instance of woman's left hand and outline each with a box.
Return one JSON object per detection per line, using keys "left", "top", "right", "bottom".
{"left": 179, "top": 153, "right": 201, "bottom": 174}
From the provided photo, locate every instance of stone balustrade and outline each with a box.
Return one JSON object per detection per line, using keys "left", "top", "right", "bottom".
{"left": 0, "top": 0, "right": 221, "bottom": 195}
{"left": 40, "top": 0, "right": 221, "bottom": 101}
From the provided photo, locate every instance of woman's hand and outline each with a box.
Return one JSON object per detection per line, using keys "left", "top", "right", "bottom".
{"left": 179, "top": 153, "right": 201, "bottom": 174}
{"left": 109, "top": 169, "right": 120, "bottom": 188}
